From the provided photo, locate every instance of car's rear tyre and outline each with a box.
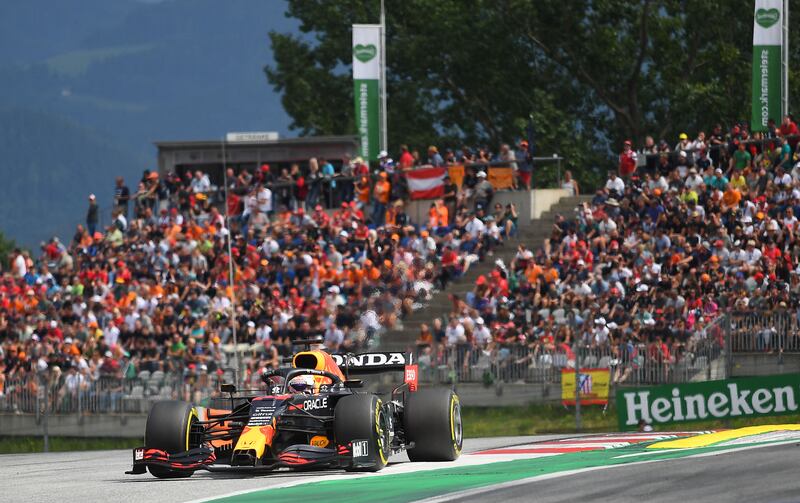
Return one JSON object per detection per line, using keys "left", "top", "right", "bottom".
{"left": 144, "top": 400, "right": 199, "bottom": 478}
{"left": 334, "top": 394, "right": 390, "bottom": 472}
{"left": 404, "top": 388, "right": 462, "bottom": 461}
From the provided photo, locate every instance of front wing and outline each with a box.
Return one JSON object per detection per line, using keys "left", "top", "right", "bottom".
{"left": 126, "top": 442, "right": 373, "bottom": 475}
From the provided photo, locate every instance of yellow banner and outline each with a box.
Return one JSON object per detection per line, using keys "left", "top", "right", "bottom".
{"left": 561, "top": 368, "right": 610, "bottom": 405}
{"left": 488, "top": 167, "right": 514, "bottom": 190}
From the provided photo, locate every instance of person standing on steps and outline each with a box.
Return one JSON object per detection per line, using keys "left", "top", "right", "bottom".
{"left": 86, "top": 194, "right": 99, "bottom": 236}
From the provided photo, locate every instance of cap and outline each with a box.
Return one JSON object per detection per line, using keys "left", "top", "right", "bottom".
{"left": 476, "top": 171, "right": 487, "bottom": 178}
{"left": 379, "top": 150, "right": 388, "bottom": 158}
{"left": 88, "top": 194, "right": 96, "bottom": 200}
{"left": 623, "top": 139, "right": 632, "bottom": 146}
{"left": 679, "top": 150, "right": 687, "bottom": 158}
{"left": 679, "top": 133, "right": 688, "bottom": 140}
{"left": 475, "top": 317, "right": 485, "bottom": 325}
{"left": 328, "top": 285, "right": 340, "bottom": 294}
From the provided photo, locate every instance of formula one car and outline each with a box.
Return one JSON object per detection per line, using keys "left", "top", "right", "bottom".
{"left": 126, "top": 349, "right": 462, "bottom": 477}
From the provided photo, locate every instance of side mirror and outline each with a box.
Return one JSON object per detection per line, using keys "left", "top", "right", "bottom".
{"left": 220, "top": 383, "right": 236, "bottom": 393}
{"left": 344, "top": 380, "right": 363, "bottom": 388}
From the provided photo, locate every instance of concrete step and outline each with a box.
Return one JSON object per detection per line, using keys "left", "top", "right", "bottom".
{"left": 380, "top": 195, "right": 588, "bottom": 351}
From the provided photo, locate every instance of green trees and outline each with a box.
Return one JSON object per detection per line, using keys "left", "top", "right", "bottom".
{"left": 267, "top": 0, "right": 800, "bottom": 182}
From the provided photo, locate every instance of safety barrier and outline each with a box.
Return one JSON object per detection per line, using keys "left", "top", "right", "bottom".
{"left": 0, "top": 371, "right": 226, "bottom": 416}
{"left": 414, "top": 337, "right": 725, "bottom": 386}
{"left": 728, "top": 310, "right": 800, "bottom": 353}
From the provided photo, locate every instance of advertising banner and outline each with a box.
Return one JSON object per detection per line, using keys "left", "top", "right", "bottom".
{"left": 617, "top": 374, "right": 800, "bottom": 430}
{"left": 353, "top": 24, "right": 382, "bottom": 161}
{"left": 751, "top": 0, "right": 783, "bottom": 131}
{"left": 562, "top": 368, "right": 611, "bottom": 406}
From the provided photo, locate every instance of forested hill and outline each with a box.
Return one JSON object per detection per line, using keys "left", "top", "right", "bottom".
{"left": 0, "top": 0, "right": 293, "bottom": 246}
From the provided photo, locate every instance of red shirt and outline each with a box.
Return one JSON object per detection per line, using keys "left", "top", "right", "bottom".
{"left": 618, "top": 149, "right": 637, "bottom": 176}
{"left": 399, "top": 151, "right": 415, "bottom": 169}
{"left": 441, "top": 249, "right": 458, "bottom": 267}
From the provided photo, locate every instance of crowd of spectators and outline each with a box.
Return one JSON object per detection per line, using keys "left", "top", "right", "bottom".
{"left": 0, "top": 140, "right": 526, "bottom": 407}
{"left": 420, "top": 116, "right": 800, "bottom": 384}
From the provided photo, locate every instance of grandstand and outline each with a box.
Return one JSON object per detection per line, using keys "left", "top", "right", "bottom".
{"left": 2, "top": 119, "right": 800, "bottom": 419}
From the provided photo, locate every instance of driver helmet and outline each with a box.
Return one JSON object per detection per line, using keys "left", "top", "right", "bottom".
{"left": 288, "top": 375, "right": 315, "bottom": 394}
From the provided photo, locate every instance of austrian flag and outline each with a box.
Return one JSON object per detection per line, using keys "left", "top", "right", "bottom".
{"left": 406, "top": 167, "right": 446, "bottom": 200}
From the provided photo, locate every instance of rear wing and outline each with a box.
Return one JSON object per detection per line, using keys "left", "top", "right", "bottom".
{"left": 332, "top": 352, "right": 418, "bottom": 391}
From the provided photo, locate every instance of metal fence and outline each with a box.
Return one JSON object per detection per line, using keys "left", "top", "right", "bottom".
{"left": 0, "top": 370, "right": 228, "bottom": 417}
{"left": 728, "top": 310, "right": 800, "bottom": 353}
{"left": 415, "top": 336, "right": 725, "bottom": 387}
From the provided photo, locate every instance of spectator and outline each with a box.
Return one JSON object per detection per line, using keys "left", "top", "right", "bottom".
{"left": 561, "top": 170, "right": 580, "bottom": 196}
{"left": 372, "top": 172, "right": 391, "bottom": 226}
{"left": 618, "top": 140, "right": 637, "bottom": 178}
{"left": 113, "top": 177, "right": 130, "bottom": 219}
{"left": 473, "top": 171, "right": 493, "bottom": 211}
{"left": 427, "top": 146, "right": 444, "bottom": 167}
{"left": 86, "top": 194, "right": 99, "bottom": 236}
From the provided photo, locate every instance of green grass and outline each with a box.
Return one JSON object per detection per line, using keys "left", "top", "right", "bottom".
{"left": 0, "top": 436, "right": 142, "bottom": 454}
{"left": 462, "top": 404, "right": 800, "bottom": 437}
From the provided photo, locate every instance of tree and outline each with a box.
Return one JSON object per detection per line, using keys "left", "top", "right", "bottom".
{"left": 267, "top": 0, "right": 799, "bottom": 183}
{"left": 0, "top": 230, "right": 18, "bottom": 270}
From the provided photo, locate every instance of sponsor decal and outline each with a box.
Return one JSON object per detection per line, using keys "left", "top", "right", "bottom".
{"left": 248, "top": 400, "right": 278, "bottom": 426}
{"left": 303, "top": 397, "right": 329, "bottom": 411}
{"left": 353, "top": 44, "right": 377, "bottom": 63}
{"left": 310, "top": 435, "right": 330, "bottom": 448}
{"left": 756, "top": 7, "right": 780, "bottom": 28}
{"left": 404, "top": 364, "right": 418, "bottom": 391}
{"left": 618, "top": 374, "right": 800, "bottom": 429}
{"left": 332, "top": 352, "right": 407, "bottom": 368}
{"left": 134, "top": 448, "right": 144, "bottom": 461}
{"left": 352, "top": 440, "right": 369, "bottom": 458}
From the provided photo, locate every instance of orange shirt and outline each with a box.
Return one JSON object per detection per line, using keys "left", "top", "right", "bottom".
{"left": 722, "top": 188, "right": 741, "bottom": 207}
{"left": 436, "top": 205, "right": 448, "bottom": 227}
{"left": 374, "top": 180, "right": 391, "bottom": 204}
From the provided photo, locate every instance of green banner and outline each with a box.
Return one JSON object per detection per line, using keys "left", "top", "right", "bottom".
{"left": 751, "top": 45, "right": 782, "bottom": 131}
{"left": 617, "top": 374, "right": 800, "bottom": 430}
{"left": 354, "top": 78, "right": 380, "bottom": 161}
{"left": 750, "top": 0, "right": 783, "bottom": 131}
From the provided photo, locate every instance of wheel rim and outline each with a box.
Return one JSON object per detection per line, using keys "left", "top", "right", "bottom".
{"left": 452, "top": 399, "right": 463, "bottom": 449}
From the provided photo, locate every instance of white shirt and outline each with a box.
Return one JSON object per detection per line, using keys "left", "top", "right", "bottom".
{"left": 191, "top": 174, "right": 211, "bottom": 193}
{"left": 257, "top": 187, "right": 272, "bottom": 213}
{"left": 465, "top": 217, "right": 486, "bottom": 238}
{"left": 445, "top": 323, "right": 465, "bottom": 345}
{"left": 256, "top": 324, "right": 273, "bottom": 342}
{"left": 605, "top": 177, "right": 625, "bottom": 194}
{"left": 13, "top": 254, "right": 26, "bottom": 278}
{"left": 685, "top": 174, "right": 704, "bottom": 190}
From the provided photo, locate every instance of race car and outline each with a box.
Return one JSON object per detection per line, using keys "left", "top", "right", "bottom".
{"left": 126, "top": 349, "right": 462, "bottom": 478}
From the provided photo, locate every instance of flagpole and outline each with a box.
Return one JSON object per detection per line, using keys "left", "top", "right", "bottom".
{"left": 379, "top": 0, "right": 388, "bottom": 153}
{"left": 783, "top": 0, "right": 789, "bottom": 117}
{"left": 221, "top": 137, "right": 240, "bottom": 388}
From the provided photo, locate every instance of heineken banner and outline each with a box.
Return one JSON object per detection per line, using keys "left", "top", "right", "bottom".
{"left": 751, "top": 0, "right": 783, "bottom": 131}
{"left": 353, "top": 24, "right": 382, "bottom": 161}
{"left": 618, "top": 374, "right": 800, "bottom": 430}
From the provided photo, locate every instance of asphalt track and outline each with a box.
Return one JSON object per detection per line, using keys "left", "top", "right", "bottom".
{"left": 0, "top": 435, "right": 560, "bottom": 503}
{"left": 443, "top": 442, "right": 800, "bottom": 503}
{"left": 2, "top": 435, "right": 798, "bottom": 503}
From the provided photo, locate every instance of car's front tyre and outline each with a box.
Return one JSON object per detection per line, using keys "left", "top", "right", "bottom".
{"left": 144, "top": 400, "right": 199, "bottom": 478}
